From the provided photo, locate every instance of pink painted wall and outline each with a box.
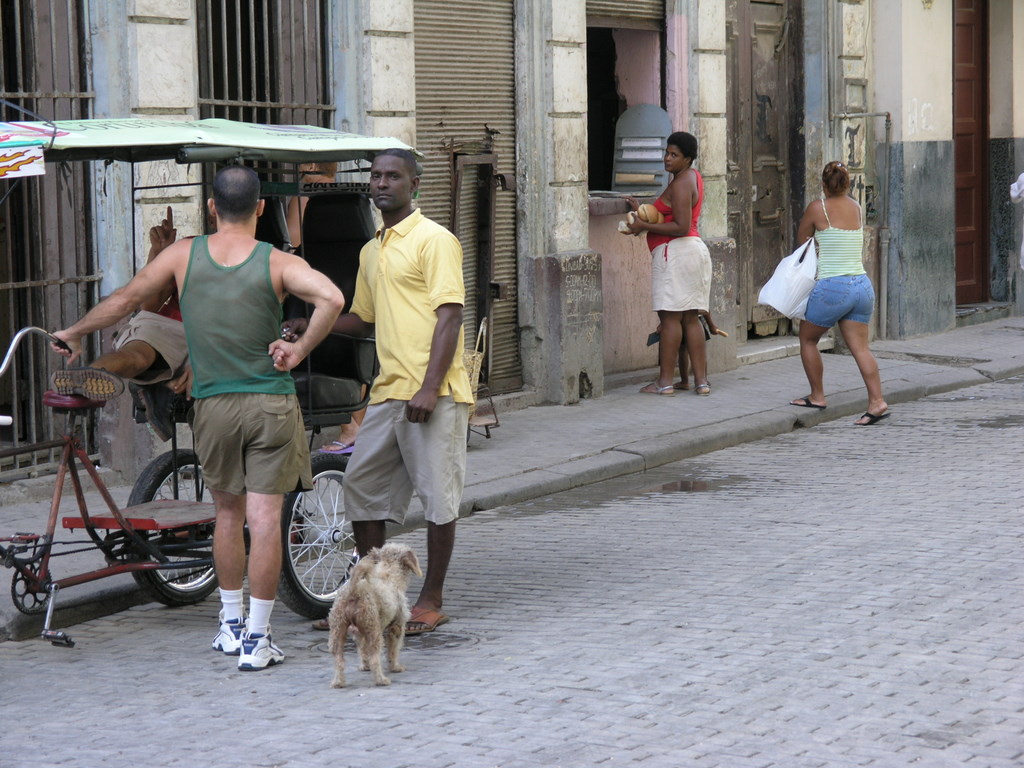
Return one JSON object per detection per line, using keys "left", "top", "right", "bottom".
{"left": 589, "top": 198, "right": 659, "bottom": 374}
{"left": 613, "top": 29, "right": 661, "bottom": 108}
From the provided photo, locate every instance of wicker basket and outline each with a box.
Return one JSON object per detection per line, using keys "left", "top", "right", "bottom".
{"left": 463, "top": 320, "right": 486, "bottom": 418}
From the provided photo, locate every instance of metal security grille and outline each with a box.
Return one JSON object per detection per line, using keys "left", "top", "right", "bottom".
{"left": 587, "top": 0, "right": 665, "bottom": 27}
{"left": 196, "top": 0, "right": 333, "bottom": 127}
{"left": 414, "top": 0, "right": 521, "bottom": 392}
{"left": 0, "top": 1, "right": 96, "bottom": 478}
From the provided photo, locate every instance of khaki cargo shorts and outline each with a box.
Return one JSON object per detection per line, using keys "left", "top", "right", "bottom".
{"left": 344, "top": 396, "right": 469, "bottom": 525}
{"left": 112, "top": 310, "right": 189, "bottom": 385}
{"left": 191, "top": 392, "right": 312, "bottom": 496}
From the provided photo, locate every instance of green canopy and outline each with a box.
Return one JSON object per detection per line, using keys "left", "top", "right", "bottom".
{"left": 0, "top": 117, "right": 416, "bottom": 164}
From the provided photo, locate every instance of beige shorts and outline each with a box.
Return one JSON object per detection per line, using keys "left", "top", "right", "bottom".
{"left": 651, "top": 236, "right": 712, "bottom": 312}
{"left": 191, "top": 392, "right": 312, "bottom": 496}
{"left": 344, "top": 397, "right": 469, "bottom": 525}
{"left": 112, "top": 310, "right": 189, "bottom": 385}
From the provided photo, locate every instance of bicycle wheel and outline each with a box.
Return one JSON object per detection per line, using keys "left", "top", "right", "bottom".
{"left": 127, "top": 449, "right": 218, "bottom": 606}
{"left": 277, "top": 451, "right": 357, "bottom": 618}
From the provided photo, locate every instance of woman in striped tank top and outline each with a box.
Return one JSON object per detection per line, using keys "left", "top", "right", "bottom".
{"left": 789, "top": 161, "right": 889, "bottom": 425}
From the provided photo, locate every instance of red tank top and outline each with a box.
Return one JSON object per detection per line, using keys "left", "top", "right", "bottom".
{"left": 646, "top": 170, "right": 703, "bottom": 252}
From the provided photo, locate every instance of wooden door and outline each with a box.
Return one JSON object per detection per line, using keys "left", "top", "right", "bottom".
{"left": 727, "top": 0, "right": 793, "bottom": 338}
{"left": 954, "top": 0, "right": 989, "bottom": 304}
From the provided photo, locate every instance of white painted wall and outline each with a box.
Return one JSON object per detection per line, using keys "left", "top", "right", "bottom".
{"left": 901, "top": 0, "right": 953, "bottom": 141}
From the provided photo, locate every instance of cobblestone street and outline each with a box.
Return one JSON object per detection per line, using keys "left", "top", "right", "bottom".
{"left": 2, "top": 378, "right": 1022, "bottom": 768}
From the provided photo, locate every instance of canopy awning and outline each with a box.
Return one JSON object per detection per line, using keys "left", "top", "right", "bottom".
{"left": 0, "top": 118, "right": 416, "bottom": 164}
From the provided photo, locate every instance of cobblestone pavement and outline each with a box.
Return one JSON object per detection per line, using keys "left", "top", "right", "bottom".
{"left": 1, "top": 378, "right": 1022, "bottom": 768}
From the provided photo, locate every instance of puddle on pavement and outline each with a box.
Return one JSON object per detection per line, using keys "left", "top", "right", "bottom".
{"left": 874, "top": 350, "right": 989, "bottom": 367}
{"left": 638, "top": 473, "right": 747, "bottom": 496}
{"left": 967, "top": 415, "right": 1024, "bottom": 429}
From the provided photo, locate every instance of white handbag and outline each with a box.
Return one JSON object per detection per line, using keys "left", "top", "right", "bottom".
{"left": 758, "top": 238, "right": 817, "bottom": 320}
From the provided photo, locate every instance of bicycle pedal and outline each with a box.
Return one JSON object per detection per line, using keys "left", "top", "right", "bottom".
{"left": 42, "top": 629, "right": 75, "bottom": 648}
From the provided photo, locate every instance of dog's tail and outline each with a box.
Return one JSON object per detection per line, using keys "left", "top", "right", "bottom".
{"left": 347, "top": 556, "right": 374, "bottom": 587}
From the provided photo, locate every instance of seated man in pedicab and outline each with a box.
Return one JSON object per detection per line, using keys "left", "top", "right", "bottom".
{"left": 50, "top": 206, "right": 190, "bottom": 442}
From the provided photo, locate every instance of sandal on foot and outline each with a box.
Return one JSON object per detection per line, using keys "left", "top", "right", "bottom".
{"left": 639, "top": 383, "right": 675, "bottom": 396}
{"left": 694, "top": 383, "right": 711, "bottom": 396}
{"left": 855, "top": 411, "right": 890, "bottom": 426}
{"left": 311, "top": 618, "right": 330, "bottom": 631}
{"left": 673, "top": 381, "right": 690, "bottom": 391}
{"left": 406, "top": 607, "right": 450, "bottom": 635}
{"left": 790, "top": 397, "right": 826, "bottom": 410}
{"left": 50, "top": 368, "right": 125, "bottom": 401}
{"left": 319, "top": 440, "right": 355, "bottom": 454}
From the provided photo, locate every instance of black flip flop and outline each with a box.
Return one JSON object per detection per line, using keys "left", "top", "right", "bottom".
{"left": 855, "top": 411, "right": 890, "bottom": 426}
{"left": 790, "top": 397, "right": 826, "bottom": 410}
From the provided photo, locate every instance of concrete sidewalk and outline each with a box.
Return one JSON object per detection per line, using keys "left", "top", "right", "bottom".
{"left": 4, "top": 315, "right": 1024, "bottom": 639}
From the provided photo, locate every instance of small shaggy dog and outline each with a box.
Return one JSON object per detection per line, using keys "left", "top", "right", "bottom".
{"left": 328, "top": 542, "right": 422, "bottom": 688}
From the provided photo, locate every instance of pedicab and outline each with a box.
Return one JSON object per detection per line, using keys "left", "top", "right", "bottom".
{"left": 0, "top": 114, "right": 402, "bottom": 643}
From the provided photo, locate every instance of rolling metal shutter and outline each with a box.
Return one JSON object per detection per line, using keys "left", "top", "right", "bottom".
{"left": 414, "top": 0, "right": 521, "bottom": 392}
{"left": 587, "top": 0, "right": 665, "bottom": 26}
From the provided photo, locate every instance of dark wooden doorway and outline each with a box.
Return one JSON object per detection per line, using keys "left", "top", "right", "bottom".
{"left": 727, "top": 0, "right": 798, "bottom": 339}
{"left": 953, "top": 0, "right": 990, "bottom": 305}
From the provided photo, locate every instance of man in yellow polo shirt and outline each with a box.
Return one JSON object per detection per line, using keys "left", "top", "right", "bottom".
{"left": 326, "top": 148, "right": 473, "bottom": 635}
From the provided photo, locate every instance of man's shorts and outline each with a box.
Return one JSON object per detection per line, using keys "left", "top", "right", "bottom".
{"left": 112, "top": 310, "right": 188, "bottom": 385}
{"left": 804, "top": 274, "right": 875, "bottom": 328}
{"left": 191, "top": 392, "right": 312, "bottom": 496}
{"left": 344, "top": 396, "right": 469, "bottom": 526}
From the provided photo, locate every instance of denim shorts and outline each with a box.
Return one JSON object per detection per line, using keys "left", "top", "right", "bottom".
{"left": 804, "top": 274, "right": 875, "bottom": 327}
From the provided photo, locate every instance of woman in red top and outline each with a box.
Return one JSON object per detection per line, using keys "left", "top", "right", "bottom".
{"left": 627, "top": 131, "right": 713, "bottom": 396}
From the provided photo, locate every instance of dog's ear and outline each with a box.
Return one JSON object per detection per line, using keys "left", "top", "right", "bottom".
{"left": 401, "top": 549, "right": 423, "bottom": 578}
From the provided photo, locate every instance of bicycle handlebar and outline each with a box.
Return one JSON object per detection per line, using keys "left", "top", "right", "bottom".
{"left": 0, "top": 327, "right": 71, "bottom": 381}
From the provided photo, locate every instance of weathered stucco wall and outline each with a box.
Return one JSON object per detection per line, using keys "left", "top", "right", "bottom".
{"left": 885, "top": 141, "right": 956, "bottom": 338}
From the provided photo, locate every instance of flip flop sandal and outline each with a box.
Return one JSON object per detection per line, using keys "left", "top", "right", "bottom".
{"left": 318, "top": 440, "right": 355, "bottom": 454}
{"left": 640, "top": 383, "right": 675, "bottom": 396}
{"left": 694, "top": 383, "right": 711, "bottom": 396}
{"left": 855, "top": 411, "right": 890, "bottom": 426}
{"left": 405, "top": 607, "right": 450, "bottom": 635}
{"left": 791, "top": 397, "right": 826, "bottom": 410}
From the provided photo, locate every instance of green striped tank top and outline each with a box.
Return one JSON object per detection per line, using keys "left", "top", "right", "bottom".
{"left": 179, "top": 236, "right": 295, "bottom": 399}
{"left": 814, "top": 198, "right": 865, "bottom": 279}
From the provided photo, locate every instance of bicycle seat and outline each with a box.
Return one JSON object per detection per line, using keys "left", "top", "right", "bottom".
{"left": 42, "top": 390, "right": 107, "bottom": 411}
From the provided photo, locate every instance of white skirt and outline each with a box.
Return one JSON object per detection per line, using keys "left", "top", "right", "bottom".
{"left": 651, "top": 236, "right": 711, "bottom": 312}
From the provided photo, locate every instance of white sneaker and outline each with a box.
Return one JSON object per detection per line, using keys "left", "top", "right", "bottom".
{"left": 212, "top": 613, "right": 246, "bottom": 656}
{"left": 237, "top": 631, "right": 284, "bottom": 671}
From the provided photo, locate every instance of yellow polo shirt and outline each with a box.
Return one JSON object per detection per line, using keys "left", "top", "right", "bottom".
{"left": 351, "top": 208, "right": 474, "bottom": 405}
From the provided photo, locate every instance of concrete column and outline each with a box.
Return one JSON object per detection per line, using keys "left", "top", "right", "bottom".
{"left": 515, "top": 0, "right": 603, "bottom": 404}
{"left": 92, "top": 2, "right": 202, "bottom": 477}
{"left": 363, "top": 1, "right": 417, "bottom": 148}
{"left": 873, "top": 0, "right": 956, "bottom": 337}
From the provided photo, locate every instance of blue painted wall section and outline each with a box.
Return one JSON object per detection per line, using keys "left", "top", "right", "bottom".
{"left": 885, "top": 141, "right": 956, "bottom": 338}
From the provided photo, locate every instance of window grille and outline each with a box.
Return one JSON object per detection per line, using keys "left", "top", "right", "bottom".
{"left": 196, "top": 0, "right": 333, "bottom": 127}
{"left": 0, "top": 0, "right": 96, "bottom": 478}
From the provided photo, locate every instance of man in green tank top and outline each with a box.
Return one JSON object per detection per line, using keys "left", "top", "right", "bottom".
{"left": 53, "top": 166, "right": 345, "bottom": 670}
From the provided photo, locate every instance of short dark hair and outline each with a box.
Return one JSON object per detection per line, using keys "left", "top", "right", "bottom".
{"left": 667, "top": 131, "right": 698, "bottom": 161}
{"left": 212, "top": 166, "right": 261, "bottom": 221}
{"left": 822, "top": 161, "right": 851, "bottom": 195}
{"left": 373, "top": 148, "right": 422, "bottom": 177}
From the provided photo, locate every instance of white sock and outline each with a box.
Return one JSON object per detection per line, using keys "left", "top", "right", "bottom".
{"left": 219, "top": 588, "right": 244, "bottom": 623}
{"left": 248, "top": 597, "right": 275, "bottom": 637}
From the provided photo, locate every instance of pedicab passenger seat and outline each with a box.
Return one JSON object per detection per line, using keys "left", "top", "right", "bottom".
{"left": 287, "top": 192, "right": 378, "bottom": 430}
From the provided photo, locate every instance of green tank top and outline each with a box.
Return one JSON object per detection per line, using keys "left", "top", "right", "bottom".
{"left": 814, "top": 198, "right": 866, "bottom": 279}
{"left": 179, "top": 236, "right": 295, "bottom": 399}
